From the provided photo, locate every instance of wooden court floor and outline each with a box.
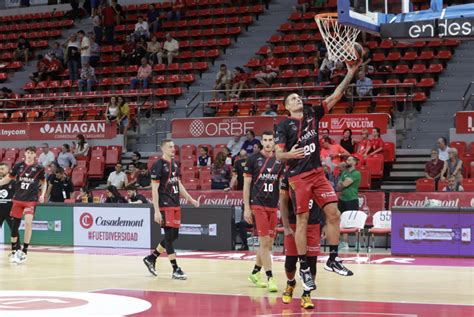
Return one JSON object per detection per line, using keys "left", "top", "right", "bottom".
{"left": 0, "top": 246, "right": 473, "bottom": 316}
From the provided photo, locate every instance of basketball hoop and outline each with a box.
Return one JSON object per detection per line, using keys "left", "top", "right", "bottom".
{"left": 314, "top": 13, "right": 361, "bottom": 63}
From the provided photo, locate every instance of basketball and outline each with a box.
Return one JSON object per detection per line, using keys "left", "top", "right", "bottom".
{"left": 345, "top": 42, "right": 364, "bottom": 65}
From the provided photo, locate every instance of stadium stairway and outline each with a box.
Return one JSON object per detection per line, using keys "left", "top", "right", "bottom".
{"left": 400, "top": 40, "right": 474, "bottom": 149}
{"left": 380, "top": 149, "right": 429, "bottom": 191}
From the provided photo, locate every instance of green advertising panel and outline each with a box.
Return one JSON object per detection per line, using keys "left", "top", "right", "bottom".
{"left": 3, "top": 205, "right": 74, "bottom": 246}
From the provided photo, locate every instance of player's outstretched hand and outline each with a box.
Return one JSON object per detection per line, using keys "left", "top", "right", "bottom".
{"left": 346, "top": 59, "right": 363, "bottom": 74}
{"left": 244, "top": 207, "right": 253, "bottom": 225}
{"left": 154, "top": 212, "right": 163, "bottom": 225}
{"left": 288, "top": 144, "right": 305, "bottom": 159}
{"left": 191, "top": 198, "right": 200, "bottom": 208}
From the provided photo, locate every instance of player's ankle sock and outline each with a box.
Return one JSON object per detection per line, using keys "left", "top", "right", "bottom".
{"left": 11, "top": 242, "right": 17, "bottom": 251}
{"left": 302, "top": 290, "right": 311, "bottom": 296}
{"left": 151, "top": 250, "right": 160, "bottom": 259}
{"left": 170, "top": 259, "right": 178, "bottom": 271}
{"left": 328, "top": 245, "right": 338, "bottom": 261}
{"left": 298, "top": 255, "right": 309, "bottom": 270}
{"left": 252, "top": 265, "right": 262, "bottom": 274}
{"left": 287, "top": 279, "right": 296, "bottom": 287}
{"left": 265, "top": 270, "right": 273, "bottom": 279}
{"left": 22, "top": 243, "right": 29, "bottom": 254}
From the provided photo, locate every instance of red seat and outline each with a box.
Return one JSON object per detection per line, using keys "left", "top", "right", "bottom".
{"left": 182, "top": 179, "right": 198, "bottom": 190}
{"left": 438, "top": 179, "right": 449, "bottom": 191}
{"left": 182, "top": 170, "right": 197, "bottom": 181}
{"left": 105, "top": 148, "right": 120, "bottom": 166}
{"left": 147, "top": 155, "right": 160, "bottom": 171}
{"left": 383, "top": 142, "right": 395, "bottom": 163}
{"left": 416, "top": 178, "right": 435, "bottom": 191}
{"left": 419, "top": 50, "right": 434, "bottom": 60}
{"left": 71, "top": 169, "right": 87, "bottom": 188}
{"left": 417, "top": 77, "right": 435, "bottom": 88}
{"left": 461, "top": 179, "right": 474, "bottom": 191}
{"left": 88, "top": 156, "right": 105, "bottom": 179}
{"left": 365, "top": 156, "right": 384, "bottom": 178}
{"left": 180, "top": 159, "right": 195, "bottom": 169}
{"left": 181, "top": 144, "right": 196, "bottom": 156}
{"left": 199, "top": 178, "right": 212, "bottom": 190}
{"left": 450, "top": 141, "right": 466, "bottom": 158}
{"left": 358, "top": 167, "right": 371, "bottom": 190}
{"left": 411, "top": 64, "right": 426, "bottom": 73}
{"left": 4, "top": 148, "right": 19, "bottom": 161}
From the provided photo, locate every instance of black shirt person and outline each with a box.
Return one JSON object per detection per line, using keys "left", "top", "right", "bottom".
{"left": 126, "top": 184, "right": 148, "bottom": 204}
{"left": 47, "top": 167, "right": 74, "bottom": 203}
{"left": 0, "top": 162, "right": 15, "bottom": 231}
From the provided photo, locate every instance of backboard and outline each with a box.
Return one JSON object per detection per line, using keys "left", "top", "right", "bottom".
{"left": 338, "top": 0, "right": 474, "bottom": 41}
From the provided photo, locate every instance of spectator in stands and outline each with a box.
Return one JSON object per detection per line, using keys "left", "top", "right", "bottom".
{"left": 50, "top": 42, "right": 64, "bottom": 64}
{"left": 262, "top": 104, "right": 277, "bottom": 116}
{"left": 102, "top": 1, "right": 116, "bottom": 44}
{"left": 58, "top": 144, "right": 76, "bottom": 168}
{"left": 229, "top": 67, "right": 248, "bottom": 99}
{"left": 105, "top": 185, "right": 127, "bottom": 203}
{"left": 91, "top": 0, "right": 100, "bottom": 18}
{"left": 356, "top": 129, "right": 371, "bottom": 159}
{"left": 147, "top": 4, "right": 161, "bottom": 34}
{"left": 0, "top": 87, "right": 15, "bottom": 109}
{"left": 78, "top": 30, "right": 91, "bottom": 67}
{"left": 168, "top": 0, "right": 185, "bottom": 21}
{"left": 130, "top": 58, "right": 152, "bottom": 89}
{"left": 320, "top": 128, "right": 334, "bottom": 144}
{"left": 126, "top": 163, "right": 139, "bottom": 186}
{"left": 118, "top": 96, "right": 130, "bottom": 149}
{"left": 361, "top": 45, "right": 374, "bottom": 74}
{"left": 321, "top": 135, "right": 350, "bottom": 168}
{"left": 121, "top": 35, "right": 136, "bottom": 65}
{"left": 442, "top": 175, "right": 464, "bottom": 192}
{"left": 340, "top": 128, "right": 355, "bottom": 154}
{"left": 46, "top": 54, "right": 63, "bottom": 81}
{"left": 106, "top": 96, "right": 120, "bottom": 124}
{"left": 317, "top": 54, "right": 335, "bottom": 84}
{"left": 198, "top": 147, "right": 212, "bottom": 167}
{"left": 212, "top": 64, "right": 233, "bottom": 99}
{"left": 131, "top": 36, "right": 148, "bottom": 65}
{"left": 133, "top": 16, "right": 150, "bottom": 41}
{"left": 92, "top": 10, "right": 103, "bottom": 46}
{"left": 49, "top": 162, "right": 59, "bottom": 177}
{"left": 78, "top": 62, "right": 97, "bottom": 92}
{"left": 107, "top": 163, "right": 128, "bottom": 189}
{"left": 330, "top": 62, "right": 347, "bottom": 85}
{"left": 65, "top": 34, "right": 80, "bottom": 81}
{"left": 46, "top": 167, "right": 74, "bottom": 203}
{"left": 368, "top": 127, "right": 384, "bottom": 157}
{"left": 111, "top": 0, "right": 124, "bottom": 25}
{"left": 241, "top": 130, "right": 261, "bottom": 155}
{"left": 89, "top": 33, "right": 100, "bottom": 67}
{"left": 137, "top": 164, "right": 151, "bottom": 189}
{"left": 227, "top": 134, "right": 244, "bottom": 158}
{"left": 222, "top": 147, "right": 233, "bottom": 166}
{"left": 253, "top": 143, "right": 263, "bottom": 154}
{"left": 355, "top": 71, "right": 373, "bottom": 98}
{"left": 146, "top": 36, "right": 162, "bottom": 65}
{"left": 38, "top": 143, "right": 55, "bottom": 168}
{"left": 437, "top": 137, "right": 450, "bottom": 161}
{"left": 15, "top": 36, "right": 31, "bottom": 65}
{"left": 441, "top": 148, "right": 463, "bottom": 183}
{"left": 227, "top": 150, "right": 248, "bottom": 191}
{"left": 158, "top": 33, "right": 179, "bottom": 65}
{"left": 77, "top": 186, "right": 93, "bottom": 203}
{"left": 126, "top": 184, "right": 147, "bottom": 204}
{"left": 29, "top": 54, "right": 50, "bottom": 83}
{"left": 131, "top": 151, "right": 141, "bottom": 165}
{"left": 425, "top": 149, "right": 445, "bottom": 183}
{"left": 211, "top": 152, "right": 231, "bottom": 190}
{"left": 255, "top": 48, "right": 279, "bottom": 88}
{"left": 73, "top": 134, "right": 89, "bottom": 158}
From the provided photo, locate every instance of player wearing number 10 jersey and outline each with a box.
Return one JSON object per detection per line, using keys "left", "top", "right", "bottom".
{"left": 275, "top": 61, "right": 360, "bottom": 290}
{"left": 243, "top": 131, "right": 284, "bottom": 293}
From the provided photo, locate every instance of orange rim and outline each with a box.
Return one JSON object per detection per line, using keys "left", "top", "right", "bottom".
{"left": 314, "top": 12, "right": 338, "bottom": 20}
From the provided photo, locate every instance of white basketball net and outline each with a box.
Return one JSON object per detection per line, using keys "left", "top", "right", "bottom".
{"left": 315, "top": 14, "right": 361, "bottom": 63}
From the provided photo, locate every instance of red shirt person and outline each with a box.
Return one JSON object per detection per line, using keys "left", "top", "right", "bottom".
{"left": 368, "top": 127, "right": 384, "bottom": 157}
{"left": 320, "top": 136, "right": 350, "bottom": 167}
{"left": 356, "top": 129, "right": 371, "bottom": 158}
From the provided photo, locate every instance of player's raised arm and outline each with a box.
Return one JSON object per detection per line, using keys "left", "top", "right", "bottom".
{"left": 178, "top": 180, "right": 199, "bottom": 207}
{"left": 324, "top": 60, "right": 362, "bottom": 111}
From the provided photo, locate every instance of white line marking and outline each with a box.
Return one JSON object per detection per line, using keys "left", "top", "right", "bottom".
{"left": 257, "top": 313, "right": 417, "bottom": 317}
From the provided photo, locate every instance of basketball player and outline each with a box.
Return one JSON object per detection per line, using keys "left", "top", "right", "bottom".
{"left": 244, "top": 131, "right": 284, "bottom": 292}
{"left": 280, "top": 172, "right": 323, "bottom": 309}
{"left": 0, "top": 163, "right": 15, "bottom": 237}
{"left": 275, "top": 60, "right": 360, "bottom": 290}
{"left": 143, "top": 139, "right": 199, "bottom": 280}
{"left": 0, "top": 146, "right": 46, "bottom": 264}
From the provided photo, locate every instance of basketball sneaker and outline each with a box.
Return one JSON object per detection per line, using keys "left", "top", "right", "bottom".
{"left": 267, "top": 277, "right": 278, "bottom": 293}
{"left": 8, "top": 251, "right": 16, "bottom": 263}
{"left": 143, "top": 255, "right": 157, "bottom": 276}
{"left": 300, "top": 294, "right": 315, "bottom": 309}
{"left": 13, "top": 250, "right": 27, "bottom": 264}
{"left": 281, "top": 284, "right": 295, "bottom": 304}
{"left": 299, "top": 268, "right": 316, "bottom": 291}
{"left": 172, "top": 267, "right": 187, "bottom": 280}
{"left": 248, "top": 273, "right": 265, "bottom": 288}
{"left": 324, "top": 258, "right": 354, "bottom": 276}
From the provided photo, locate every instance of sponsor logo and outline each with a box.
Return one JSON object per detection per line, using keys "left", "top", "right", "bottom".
{"left": 189, "top": 120, "right": 205, "bottom": 137}
{"left": 79, "top": 212, "right": 93, "bottom": 229}
{"left": 392, "top": 196, "right": 459, "bottom": 208}
{"left": 0, "top": 189, "right": 8, "bottom": 199}
{"left": 39, "top": 122, "right": 106, "bottom": 135}
{"left": 408, "top": 19, "right": 473, "bottom": 38}
{"left": 188, "top": 119, "right": 256, "bottom": 137}
{"left": 92, "top": 216, "right": 145, "bottom": 227}
{"left": 0, "top": 296, "right": 88, "bottom": 310}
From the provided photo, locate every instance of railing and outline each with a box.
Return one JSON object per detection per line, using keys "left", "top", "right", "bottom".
{"left": 461, "top": 81, "right": 474, "bottom": 110}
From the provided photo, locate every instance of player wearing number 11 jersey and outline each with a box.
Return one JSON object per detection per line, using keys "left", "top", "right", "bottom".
{"left": 243, "top": 131, "right": 284, "bottom": 293}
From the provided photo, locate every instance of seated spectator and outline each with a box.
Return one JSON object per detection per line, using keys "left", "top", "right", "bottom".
{"left": 102, "top": 1, "right": 116, "bottom": 44}
{"left": 168, "top": 0, "right": 185, "bottom": 20}
{"left": 221, "top": 147, "right": 233, "bottom": 166}
{"left": 146, "top": 36, "right": 162, "bottom": 65}
{"left": 355, "top": 71, "right": 373, "bottom": 98}
{"left": 255, "top": 49, "right": 279, "bottom": 87}
{"left": 78, "top": 30, "right": 91, "bottom": 67}
{"left": 126, "top": 184, "right": 147, "bottom": 203}
{"left": 340, "top": 128, "right": 355, "bottom": 154}
{"left": 46, "top": 167, "right": 74, "bottom": 203}
{"left": 320, "top": 128, "right": 334, "bottom": 144}
{"left": 107, "top": 163, "right": 128, "bottom": 189}
{"left": 198, "top": 147, "right": 212, "bottom": 167}
{"left": 136, "top": 164, "right": 151, "bottom": 189}
{"left": 317, "top": 54, "right": 335, "bottom": 84}
{"left": 229, "top": 67, "right": 248, "bottom": 99}
{"left": 111, "top": 0, "right": 124, "bottom": 25}
{"left": 227, "top": 150, "right": 248, "bottom": 191}
{"left": 29, "top": 54, "right": 50, "bottom": 83}
{"left": 262, "top": 104, "right": 277, "bottom": 116}
{"left": 76, "top": 186, "right": 93, "bottom": 203}
{"left": 106, "top": 96, "right": 120, "bottom": 124}
{"left": 133, "top": 16, "right": 150, "bottom": 41}
{"left": 46, "top": 54, "right": 63, "bottom": 81}
{"left": 442, "top": 176, "right": 464, "bottom": 192}
{"left": 131, "top": 151, "right": 142, "bottom": 165}
{"left": 58, "top": 144, "right": 76, "bottom": 168}
{"left": 120, "top": 36, "right": 136, "bottom": 65}
{"left": 437, "top": 137, "right": 450, "bottom": 161}
{"left": 50, "top": 42, "right": 65, "bottom": 64}
{"left": 78, "top": 62, "right": 97, "bottom": 92}
{"left": 158, "top": 33, "right": 179, "bottom": 65}
{"left": 425, "top": 149, "right": 444, "bottom": 182}
{"left": 441, "top": 148, "right": 463, "bottom": 183}
{"left": 330, "top": 62, "right": 347, "bottom": 85}
{"left": 212, "top": 64, "right": 232, "bottom": 99}
{"left": 356, "top": 129, "right": 371, "bottom": 158}
{"left": 130, "top": 36, "right": 147, "bottom": 65}
{"left": 253, "top": 143, "right": 263, "bottom": 154}
{"left": 127, "top": 163, "right": 139, "bottom": 185}
{"left": 147, "top": 4, "right": 161, "bottom": 34}
{"left": 15, "top": 35, "right": 31, "bottom": 64}
{"left": 211, "top": 152, "right": 231, "bottom": 190}
{"left": 368, "top": 128, "right": 384, "bottom": 157}
{"left": 73, "top": 134, "right": 89, "bottom": 158}
{"left": 89, "top": 33, "right": 100, "bottom": 67}
{"left": 105, "top": 185, "right": 127, "bottom": 203}
{"left": 65, "top": 34, "right": 80, "bottom": 81}
{"left": 321, "top": 136, "right": 350, "bottom": 168}
{"left": 227, "top": 134, "right": 244, "bottom": 158}
{"left": 361, "top": 45, "right": 374, "bottom": 74}
{"left": 38, "top": 143, "right": 55, "bottom": 168}
{"left": 130, "top": 58, "right": 152, "bottom": 89}
{"left": 241, "top": 130, "right": 261, "bottom": 155}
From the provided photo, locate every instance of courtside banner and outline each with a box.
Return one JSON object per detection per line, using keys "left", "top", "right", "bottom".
{"left": 455, "top": 111, "right": 474, "bottom": 134}
{"left": 389, "top": 192, "right": 474, "bottom": 208}
{"left": 0, "top": 121, "right": 117, "bottom": 141}
{"left": 73, "top": 206, "right": 151, "bottom": 248}
{"left": 171, "top": 114, "right": 389, "bottom": 138}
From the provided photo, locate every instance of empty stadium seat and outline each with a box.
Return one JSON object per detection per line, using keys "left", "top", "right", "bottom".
{"left": 383, "top": 142, "right": 395, "bottom": 163}
{"left": 147, "top": 155, "right": 160, "bottom": 171}
{"left": 461, "top": 179, "right": 474, "bottom": 191}
{"left": 365, "top": 155, "right": 384, "bottom": 178}
{"left": 416, "top": 178, "right": 435, "bottom": 191}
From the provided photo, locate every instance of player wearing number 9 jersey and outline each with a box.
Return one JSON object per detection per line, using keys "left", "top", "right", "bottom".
{"left": 0, "top": 146, "right": 46, "bottom": 264}
{"left": 275, "top": 61, "right": 360, "bottom": 290}
{"left": 243, "top": 131, "right": 284, "bottom": 293}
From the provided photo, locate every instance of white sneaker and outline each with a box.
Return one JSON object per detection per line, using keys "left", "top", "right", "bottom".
{"left": 8, "top": 252, "right": 16, "bottom": 263}
{"left": 13, "top": 250, "right": 27, "bottom": 264}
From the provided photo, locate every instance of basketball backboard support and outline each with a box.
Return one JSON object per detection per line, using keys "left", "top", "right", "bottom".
{"left": 338, "top": 0, "right": 474, "bottom": 41}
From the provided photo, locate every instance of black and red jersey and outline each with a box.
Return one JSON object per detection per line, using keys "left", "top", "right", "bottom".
{"left": 11, "top": 162, "right": 45, "bottom": 202}
{"left": 151, "top": 158, "right": 181, "bottom": 208}
{"left": 275, "top": 104, "right": 326, "bottom": 178}
{"left": 280, "top": 174, "right": 323, "bottom": 225}
{"left": 244, "top": 152, "right": 284, "bottom": 209}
